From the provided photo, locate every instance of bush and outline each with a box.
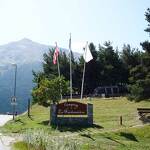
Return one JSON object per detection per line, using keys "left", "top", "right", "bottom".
{"left": 22, "top": 129, "right": 80, "bottom": 150}
{"left": 32, "top": 76, "right": 69, "bottom": 105}
{"left": 128, "top": 84, "right": 144, "bottom": 101}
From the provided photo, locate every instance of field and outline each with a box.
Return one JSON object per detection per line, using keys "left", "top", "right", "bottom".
{"left": 1, "top": 97, "right": 150, "bottom": 149}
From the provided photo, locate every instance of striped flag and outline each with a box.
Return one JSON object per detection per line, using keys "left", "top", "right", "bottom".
{"left": 53, "top": 43, "right": 59, "bottom": 64}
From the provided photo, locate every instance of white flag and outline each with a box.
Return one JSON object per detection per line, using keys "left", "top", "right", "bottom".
{"left": 83, "top": 43, "right": 93, "bottom": 62}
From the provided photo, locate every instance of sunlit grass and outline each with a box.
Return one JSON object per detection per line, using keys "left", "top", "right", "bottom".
{"left": 1, "top": 97, "right": 150, "bottom": 150}
{"left": 80, "top": 125, "right": 150, "bottom": 150}
{"left": 1, "top": 104, "right": 50, "bottom": 133}
{"left": 1, "top": 97, "right": 150, "bottom": 134}
{"left": 12, "top": 141, "right": 34, "bottom": 150}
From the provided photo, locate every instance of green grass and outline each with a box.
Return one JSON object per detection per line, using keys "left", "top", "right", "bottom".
{"left": 2, "top": 97, "right": 149, "bottom": 150}
{"left": 0, "top": 104, "right": 51, "bottom": 133}
{"left": 1, "top": 97, "right": 150, "bottom": 134}
{"left": 81, "top": 125, "right": 150, "bottom": 150}
{"left": 13, "top": 125, "right": 150, "bottom": 150}
{"left": 12, "top": 141, "right": 34, "bottom": 150}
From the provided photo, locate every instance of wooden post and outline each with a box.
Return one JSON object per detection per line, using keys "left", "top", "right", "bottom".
{"left": 28, "top": 98, "right": 31, "bottom": 117}
{"left": 120, "top": 116, "right": 122, "bottom": 125}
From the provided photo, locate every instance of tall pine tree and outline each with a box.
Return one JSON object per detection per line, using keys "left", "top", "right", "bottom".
{"left": 128, "top": 8, "right": 150, "bottom": 100}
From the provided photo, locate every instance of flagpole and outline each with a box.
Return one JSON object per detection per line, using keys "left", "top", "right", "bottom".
{"left": 81, "top": 42, "right": 88, "bottom": 100}
{"left": 55, "top": 42, "right": 62, "bottom": 100}
{"left": 57, "top": 55, "right": 61, "bottom": 78}
{"left": 69, "top": 33, "right": 72, "bottom": 100}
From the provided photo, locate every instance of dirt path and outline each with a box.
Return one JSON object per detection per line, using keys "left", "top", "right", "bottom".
{"left": 0, "top": 133, "right": 17, "bottom": 150}
{"left": 0, "top": 115, "right": 15, "bottom": 150}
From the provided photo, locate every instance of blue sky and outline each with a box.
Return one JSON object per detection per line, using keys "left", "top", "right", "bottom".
{"left": 0, "top": 0, "right": 149, "bottom": 53}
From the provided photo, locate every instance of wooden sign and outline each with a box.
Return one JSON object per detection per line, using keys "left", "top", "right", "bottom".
{"left": 57, "top": 101, "right": 87, "bottom": 115}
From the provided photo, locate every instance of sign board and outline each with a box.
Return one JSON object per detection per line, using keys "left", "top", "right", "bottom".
{"left": 57, "top": 101, "right": 87, "bottom": 115}
{"left": 11, "top": 96, "right": 16, "bottom": 102}
{"left": 11, "top": 96, "right": 17, "bottom": 105}
{"left": 11, "top": 102, "right": 17, "bottom": 106}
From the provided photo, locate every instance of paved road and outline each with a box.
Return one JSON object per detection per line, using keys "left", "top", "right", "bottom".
{"left": 0, "top": 115, "right": 13, "bottom": 126}
{"left": 0, "top": 115, "right": 14, "bottom": 150}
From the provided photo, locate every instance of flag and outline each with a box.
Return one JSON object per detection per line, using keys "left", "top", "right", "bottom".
{"left": 53, "top": 43, "right": 59, "bottom": 64}
{"left": 83, "top": 43, "right": 93, "bottom": 62}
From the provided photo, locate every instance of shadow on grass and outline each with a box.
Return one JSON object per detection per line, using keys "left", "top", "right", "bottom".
{"left": 39, "top": 120, "right": 49, "bottom": 125}
{"left": 105, "top": 136, "right": 126, "bottom": 146}
{"left": 42, "top": 102, "right": 50, "bottom": 107}
{"left": 120, "top": 132, "right": 138, "bottom": 142}
{"left": 51, "top": 124, "right": 103, "bottom": 132}
{"left": 28, "top": 115, "right": 34, "bottom": 121}
{"left": 14, "top": 119, "right": 26, "bottom": 125}
{"left": 38, "top": 121, "right": 103, "bottom": 132}
{"left": 80, "top": 133, "right": 95, "bottom": 141}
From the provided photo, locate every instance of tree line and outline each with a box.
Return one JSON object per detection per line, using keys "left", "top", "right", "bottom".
{"left": 32, "top": 8, "right": 150, "bottom": 104}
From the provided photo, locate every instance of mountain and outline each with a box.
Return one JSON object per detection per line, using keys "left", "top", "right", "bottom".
{"left": 0, "top": 38, "right": 80, "bottom": 66}
{"left": 0, "top": 38, "right": 81, "bottom": 114}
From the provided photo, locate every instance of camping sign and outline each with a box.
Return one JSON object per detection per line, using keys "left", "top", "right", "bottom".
{"left": 57, "top": 101, "right": 87, "bottom": 115}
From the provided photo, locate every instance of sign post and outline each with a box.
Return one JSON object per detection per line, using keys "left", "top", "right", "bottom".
{"left": 28, "top": 98, "right": 31, "bottom": 117}
{"left": 11, "top": 96, "right": 17, "bottom": 120}
{"left": 11, "top": 63, "right": 17, "bottom": 120}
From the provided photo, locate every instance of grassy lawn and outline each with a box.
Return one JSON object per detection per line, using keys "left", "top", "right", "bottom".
{"left": 80, "top": 124, "right": 150, "bottom": 150}
{"left": 12, "top": 125, "right": 150, "bottom": 150}
{"left": 1, "top": 97, "right": 150, "bottom": 150}
{"left": 1, "top": 97, "right": 150, "bottom": 133}
{"left": 0, "top": 104, "right": 51, "bottom": 133}
{"left": 92, "top": 97, "right": 149, "bottom": 130}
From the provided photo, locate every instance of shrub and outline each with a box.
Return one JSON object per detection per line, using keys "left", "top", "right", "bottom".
{"left": 128, "top": 84, "right": 144, "bottom": 101}
{"left": 23, "top": 129, "right": 80, "bottom": 150}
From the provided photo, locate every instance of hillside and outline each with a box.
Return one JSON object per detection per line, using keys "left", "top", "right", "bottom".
{"left": 0, "top": 38, "right": 81, "bottom": 113}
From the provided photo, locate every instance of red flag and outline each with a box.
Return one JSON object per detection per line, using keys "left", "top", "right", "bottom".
{"left": 53, "top": 43, "right": 59, "bottom": 64}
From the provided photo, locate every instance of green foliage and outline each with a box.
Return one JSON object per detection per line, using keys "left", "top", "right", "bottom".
{"left": 32, "top": 76, "right": 69, "bottom": 105}
{"left": 43, "top": 48, "right": 71, "bottom": 80}
{"left": 128, "top": 84, "right": 144, "bottom": 101}
{"left": 13, "top": 141, "right": 34, "bottom": 150}
{"left": 13, "top": 141, "right": 27, "bottom": 150}
{"left": 97, "top": 41, "right": 126, "bottom": 86}
{"left": 22, "top": 129, "right": 80, "bottom": 150}
{"left": 31, "top": 8, "right": 150, "bottom": 101}
{"left": 127, "top": 8, "right": 150, "bottom": 101}
{"left": 141, "top": 41, "right": 150, "bottom": 54}
{"left": 33, "top": 42, "right": 130, "bottom": 97}
{"left": 144, "top": 8, "right": 150, "bottom": 33}
{"left": 35, "top": 48, "right": 82, "bottom": 94}
{"left": 32, "top": 71, "right": 45, "bottom": 88}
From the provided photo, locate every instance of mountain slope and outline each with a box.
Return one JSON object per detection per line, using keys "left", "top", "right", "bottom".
{"left": 0, "top": 38, "right": 81, "bottom": 113}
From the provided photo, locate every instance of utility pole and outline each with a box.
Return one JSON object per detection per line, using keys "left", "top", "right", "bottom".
{"left": 11, "top": 63, "right": 17, "bottom": 120}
